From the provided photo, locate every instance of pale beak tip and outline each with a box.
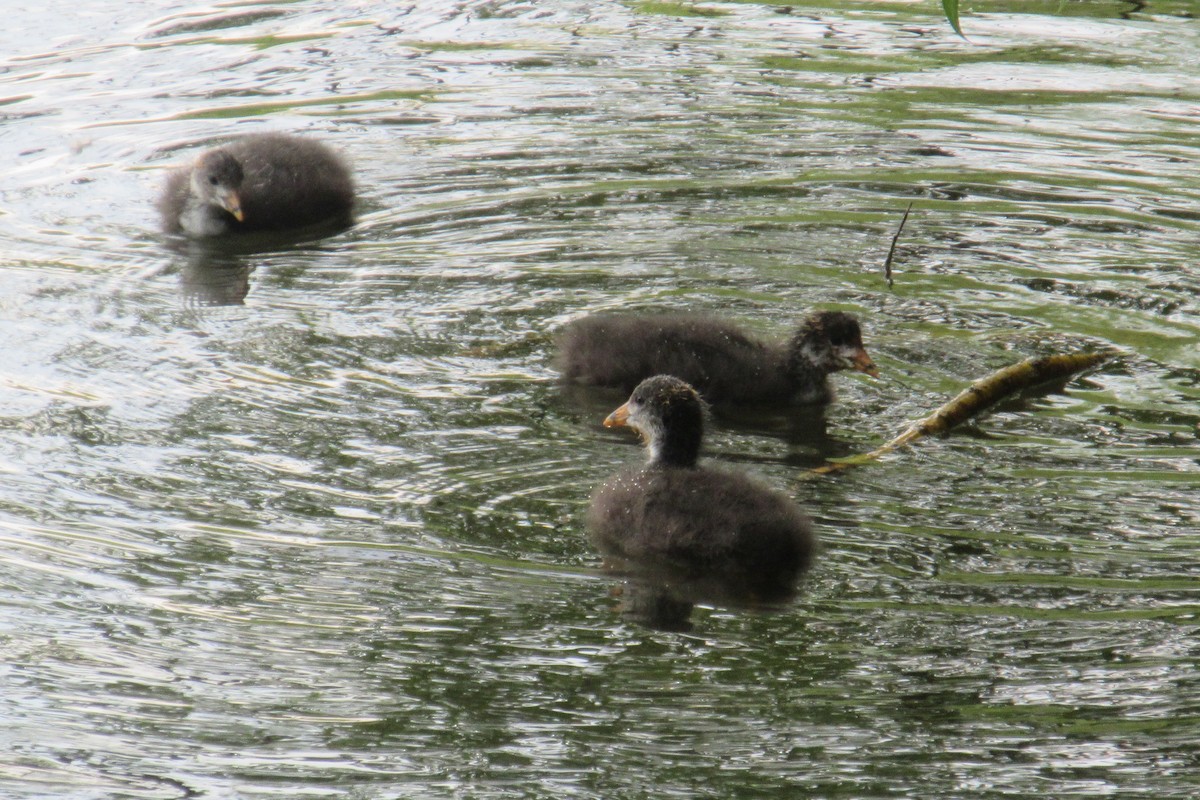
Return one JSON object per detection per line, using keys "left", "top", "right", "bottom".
{"left": 603, "top": 403, "right": 630, "bottom": 428}
{"left": 852, "top": 348, "right": 879, "bottom": 378}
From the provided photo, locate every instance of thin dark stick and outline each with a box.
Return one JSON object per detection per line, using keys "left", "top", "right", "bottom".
{"left": 884, "top": 202, "right": 913, "bottom": 290}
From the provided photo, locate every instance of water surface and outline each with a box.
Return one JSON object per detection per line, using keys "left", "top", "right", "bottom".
{"left": 1, "top": 0, "right": 1198, "bottom": 797}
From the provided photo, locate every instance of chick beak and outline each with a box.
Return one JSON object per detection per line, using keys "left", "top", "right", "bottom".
{"left": 220, "top": 190, "right": 245, "bottom": 222}
{"left": 603, "top": 402, "right": 630, "bottom": 428}
{"left": 850, "top": 346, "right": 880, "bottom": 378}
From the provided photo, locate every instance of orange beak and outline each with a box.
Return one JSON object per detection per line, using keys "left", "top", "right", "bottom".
{"left": 851, "top": 347, "right": 879, "bottom": 378}
{"left": 603, "top": 402, "right": 630, "bottom": 428}
{"left": 220, "top": 190, "right": 245, "bottom": 222}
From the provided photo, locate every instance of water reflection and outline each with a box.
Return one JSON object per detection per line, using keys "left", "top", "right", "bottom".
{"left": 559, "top": 380, "right": 857, "bottom": 467}
{"left": 608, "top": 561, "right": 804, "bottom": 632}
{"left": 3, "top": 0, "right": 1200, "bottom": 796}
{"left": 177, "top": 250, "right": 253, "bottom": 306}
{"left": 162, "top": 216, "right": 358, "bottom": 306}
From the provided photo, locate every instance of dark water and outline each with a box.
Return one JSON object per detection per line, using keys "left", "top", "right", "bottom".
{"left": 2, "top": 1, "right": 1198, "bottom": 797}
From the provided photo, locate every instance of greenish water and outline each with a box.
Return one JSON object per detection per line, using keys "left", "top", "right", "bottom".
{"left": 1, "top": 0, "right": 1198, "bottom": 797}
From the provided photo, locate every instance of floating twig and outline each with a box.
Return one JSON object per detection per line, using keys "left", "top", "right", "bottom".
{"left": 812, "top": 350, "right": 1110, "bottom": 475}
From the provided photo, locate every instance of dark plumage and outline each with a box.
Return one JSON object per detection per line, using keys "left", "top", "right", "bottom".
{"left": 157, "top": 133, "right": 355, "bottom": 237}
{"left": 557, "top": 310, "right": 877, "bottom": 407}
{"left": 587, "top": 375, "right": 815, "bottom": 601}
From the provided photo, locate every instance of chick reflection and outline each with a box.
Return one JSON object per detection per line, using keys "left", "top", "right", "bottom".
{"left": 587, "top": 375, "right": 815, "bottom": 630}
{"left": 156, "top": 133, "right": 357, "bottom": 305}
{"left": 609, "top": 565, "right": 804, "bottom": 632}
{"left": 178, "top": 250, "right": 252, "bottom": 307}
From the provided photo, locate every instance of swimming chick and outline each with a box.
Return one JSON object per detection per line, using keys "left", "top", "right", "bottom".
{"left": 558, "top": 310, "right": 877, "bottom": 407}
{"left": 587, "top": 375, "right": 816, "bottom": 601}
{"left": 158, "top": 133, "right": 355, "bottom": 237}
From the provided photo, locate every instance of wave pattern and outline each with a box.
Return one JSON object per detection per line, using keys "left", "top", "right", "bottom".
{"left": 0, "top": 0, "right": 1198, "bottom": 797}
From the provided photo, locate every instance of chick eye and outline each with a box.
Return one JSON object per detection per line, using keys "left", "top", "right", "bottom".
{"left": 208, "top": 176, "right": 220, "bottom": 186}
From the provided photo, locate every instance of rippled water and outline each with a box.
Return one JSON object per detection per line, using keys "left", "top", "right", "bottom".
{"left": 2, "top": 0, "right": 1198, "bottom": 797}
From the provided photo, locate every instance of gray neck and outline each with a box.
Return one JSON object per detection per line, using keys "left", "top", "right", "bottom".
{"left": 786, "top": 340, "right": 834, "bottom": 404}
{"left": 179, "top": 196, "right": 231, "bottom": 237}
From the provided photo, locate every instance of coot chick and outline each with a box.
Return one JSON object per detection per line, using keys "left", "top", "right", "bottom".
{"left": 158, "top": 133, "right": 355, "bottom": 237}
{"left": 558, "top": 310, "right": 877, "bottom": 407}
{"left": 587, "top": 375, "right": 815, "bottom": 601}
